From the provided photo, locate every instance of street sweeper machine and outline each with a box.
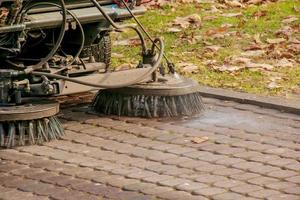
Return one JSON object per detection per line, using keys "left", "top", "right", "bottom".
{"left": 0, "top": 0, "right": 204, "bottom": 148}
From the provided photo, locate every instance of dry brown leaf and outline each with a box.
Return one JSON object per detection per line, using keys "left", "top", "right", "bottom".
{"left": 282, "top": 16, "right": 298, "bottom": 24}
{"left": 253, "top": 34, "right": 263, "bottom": 44}
{"left": 247, "top": 0, "right": 264, "bottom": 5}
{"left": 241, "top": 50, "right": 265, "bottom": 57}
{"left": 267, "top": 82, "right": 280, "bottom": 89}
{"left": 266, "top": 38, "right": 286, "bottom": 44}
{"left": 246, "top": 62, "right": 274, "bottom": 70}
{"left": 192, "top": 137, "right": 209, "bottom": 144}
{"left": 205, "top": 45, "right": 222, "bottom": 52}
{"left": 225, "top": 0, "right": 244, "bottom": 7}
{"left": 171, "top": 14, "right": 202, "bottom": 31}
{"left": 221, "top": 12, "right": 242, "bottom": 17}
{"left": 167, "top": 27, "right": 182, "bottom": 33}
{"left": 178, "top": 62, "right": 199, "bottom": 74}
{"left": 214, "top": 65, "right": 244, "bottom": 72}
{"left": 274, "top": 58, "right": 294, "bottom": 67}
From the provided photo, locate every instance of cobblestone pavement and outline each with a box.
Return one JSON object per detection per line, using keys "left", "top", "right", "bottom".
{"left": 0, "top": 97, "right": 300, "bottom": 200}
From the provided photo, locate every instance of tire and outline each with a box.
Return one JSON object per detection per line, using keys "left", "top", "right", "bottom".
{"left": 93, "top": 34, "right": 112, "bottom": 70}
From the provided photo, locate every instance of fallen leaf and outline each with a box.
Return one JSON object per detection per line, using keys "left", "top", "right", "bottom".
{"left": 253, "top": 34, "right": 263, "bottom": 44}
{"left": 266, "top": 38, "right": 286, "bottom": 44}
{"left": 192, "top": 137, "right": 209, "bottom": 144}
{"left": 225, "top": 0, "right": 244, "bottom": 7}
{"left": 171, "top": 14, "right": 202, "bottom": 31}
{"left": 178, "top": 62, "right": 199, "bottom": 74}
{"left": 282, "top": 16, "right": 298, "bottom": 24}
{"left": 167, "top": 27, "right": 182, "bottom": 33}
{"left": 241, "top": 50, "right": 265, "bottom": 57}
{"left": 221, "top": 12, "right": 242, "bottom": 17}
{"left": 247, "top": 0, "right": 263, "bottom": 5}
{"left": 267, "top": 81, "right": 280, "bottom": 89}
{"left": 205, "top": 45, "right": 222, "bottom": 52}
{"left": 246, "top": 62, "right": 274, "bottom": 70}
{"left": 214, "top": 65, "right": 244, "bottom": 72}
{"left": 274, "top": 58, "right": 294, "bottom": 67}
{"left": 231, "top": 56, "right": 251, "bottom": 64}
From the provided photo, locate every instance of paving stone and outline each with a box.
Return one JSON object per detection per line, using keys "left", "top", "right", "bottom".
{"left": 283, "top": 186, "right": 300, "bottom": 195}
{"left": 162, "top": 157, "right": 194, "bottom": 165}
{"left": 141, "top": 185, "right": 173, "bottom": 195}
{"left": 195, "top": 174, "right": 228, "bottom": 184}
{"left": 212, "top": 168, "right": 244, "bottom": 176}
{"left": 0, "top": 162, "right": 27, "bottom": 173}
{"left": 215, "top": 157, "right": 245, "bottom": 166}
{"left": 195, "top": 164, "right": 227, "bottom": 173}
{"left": 285, "top": 162, "right": 300, "bottom": 171}
{"left": 177, "top": 160, "right": 208, "bottom": 169}
{"left": 230, "top": 172, "right": 261, "bottom": 181}
{"left": 164, "top": 167, "right": 194, "bottom": 176}
{"left": 157, "top": 190, "right": 209, "bottom": 200}
{"left": 142, "top": 174, "right": 173, "bottom": 184}
{"left": 213, "top": 179, "right": 244, "bottom": 189}
{"left": 248, "top": 189, "right": 281, "bottom": 198}
{"left": 265, "top": 181, "right": 298, "bottom": 190}
{"left": 267, "top": 170, "right": 298, "bottom": 179}
{"left": 166, "top": 147, "right": 196, "bottom": 155}
{"left": 123, "top": 182, "right": 153, "bottom": 192}
{"left": 71, "top": 182, "right": 110, "bottom": 196}
{"left": 230, "top": 184, "right": 264, "bottom": 195}
{"left": 212, "top": 192, "right": 248, "bottom": 200}
{"left": 175, "top": 181, "right": 209, "bottom": 192}
{"left": 42, "top": 175, "right": 84, "bottom": 187}
{"left": 108, "top": 191, "right": 154, "bottom": 200}
{"left": 285, "top": 175, "right": 300, "bottom": 184}
{"left": 158, "top": 178, "right": 190, "bottom": 187}
{"left": 247, "top": 177, "right": 279, "bottom": 186}
{"left": 76, "top": 170, "right": 109, "bottom": 180}
{"left": 266, "top": 194, "right": 300, "bottom": 200}
{"left": 248, "top": 165, "right": 281, "bottom": 175}
{"left": 50, "top": 189, "right": 101, "bottom": 200}
{"left": 193, "top": 187, "right": 227, "bottom": 196}
{"left": 0, "top": 189, "right": 35, "bottom": 200}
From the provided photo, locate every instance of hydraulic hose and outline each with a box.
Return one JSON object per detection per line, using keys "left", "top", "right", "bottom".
{"left": 20, "top": 0, "right": 67, "bottom": 73}
{"left": 31, "top": 38, "right": 164, "bottom": 89}
{"left": 24, "top": 2, "right": 85, "bottom": 69}
{"left": 119, "top": 0, "right": 172, "bottom": 64}
{"left": 89, "top": 0, "right": 147, "bottom": 53}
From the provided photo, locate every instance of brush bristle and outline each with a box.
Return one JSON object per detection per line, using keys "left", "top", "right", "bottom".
{"left": 92, "top": 90, "right": 205, "bottom": 118}
{"left": 0, "top": 117, "right": 64, "bottom": 148}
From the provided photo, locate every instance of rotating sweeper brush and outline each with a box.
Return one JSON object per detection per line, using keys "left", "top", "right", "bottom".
{"left": 91, "top": 0, "right": 205, "bottom": 118}
{"left": 0, "top": 0, "right": 204, "bottom": 147}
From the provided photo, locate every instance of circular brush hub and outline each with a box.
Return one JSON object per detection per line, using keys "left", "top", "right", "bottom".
{"left": 93, "top": 75, "right": 205, "bottom": 118}
{"left": 0, "top": 100, "right": 64, "bottom": 148}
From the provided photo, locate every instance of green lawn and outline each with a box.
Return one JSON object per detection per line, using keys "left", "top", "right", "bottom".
{"left": 112, "top": 0, "right": 300, "bottom": 96}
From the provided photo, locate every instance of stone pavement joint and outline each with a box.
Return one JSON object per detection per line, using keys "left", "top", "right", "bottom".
{"left": 1, "top": 97, "right": 300, "bottom": 200}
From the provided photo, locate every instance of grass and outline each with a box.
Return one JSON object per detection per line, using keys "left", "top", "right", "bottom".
{"left": 111, "top": 0, "right": 300, "bottom": 96}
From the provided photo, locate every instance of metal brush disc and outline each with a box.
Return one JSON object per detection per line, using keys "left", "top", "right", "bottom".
{"left": 93, "top": 75, "right": 205, "bottom": 118}
{"left": 0, "top": 99, "right": 63, "bottom": 148}
{"left": 106, "top": 75, "right": 200, "bottom": 96}
{"left": 0, "top": 99, "right": 59, "bottom": 122}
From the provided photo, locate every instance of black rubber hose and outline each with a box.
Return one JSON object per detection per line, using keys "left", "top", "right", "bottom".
{"left": 89, "top": 0, "right": 147, "bottom": 53}
{"left": 119, "top": 0, "right": 172, "bottom": 64}
{"left": 31, "top": 38, "right": 164, "bottom": 89}
{"left": 23, "top": 2, "right": 85, "bottom": 68}
{"left": 20, "top": 0, "right": 67, "bottom": 73}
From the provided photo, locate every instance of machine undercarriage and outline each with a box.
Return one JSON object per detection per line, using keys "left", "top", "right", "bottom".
{"left": 0, "top": 0, "right": 204, "bottom": 148}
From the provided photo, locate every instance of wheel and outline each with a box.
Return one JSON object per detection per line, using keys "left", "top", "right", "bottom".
{"left": 92, "top": 34, "right": 112, "bottom": 70}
